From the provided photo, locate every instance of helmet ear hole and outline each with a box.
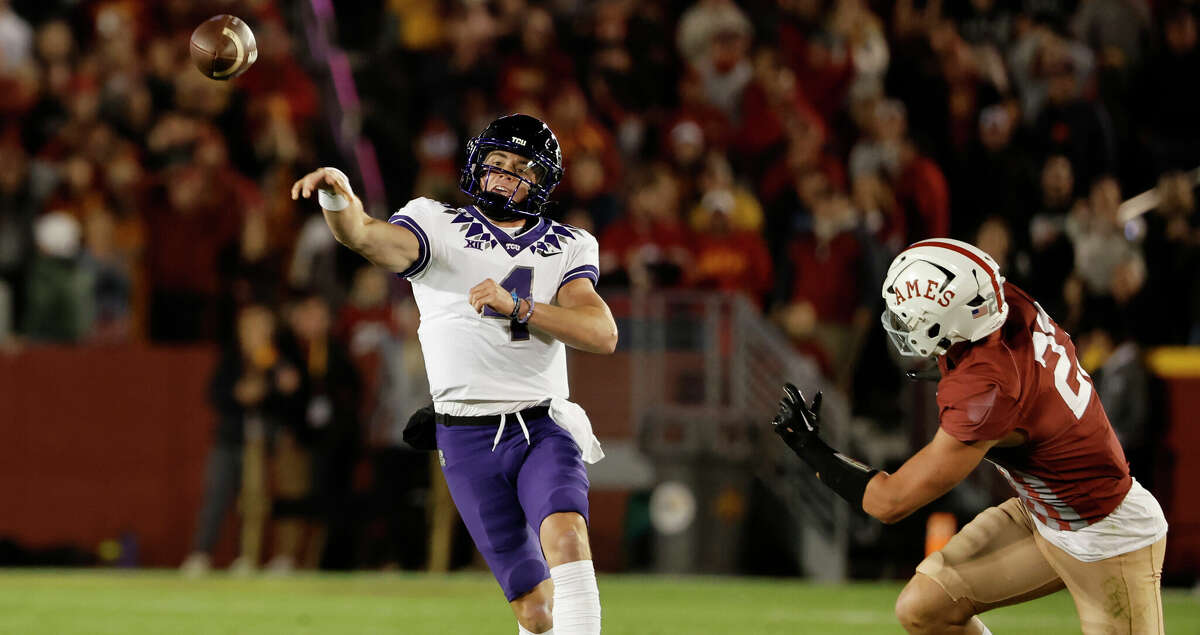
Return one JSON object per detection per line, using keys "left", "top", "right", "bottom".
{"left": 926, "top": 323, "right": 941, "bottom": 338}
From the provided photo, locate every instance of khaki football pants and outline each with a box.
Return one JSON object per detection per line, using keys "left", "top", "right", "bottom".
{"left": 916, "top": 497, "right": 1165, "bottom": 635}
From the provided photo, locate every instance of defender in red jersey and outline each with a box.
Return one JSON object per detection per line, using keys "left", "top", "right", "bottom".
{"left": 771, "top": 238, "right": 1167, "bottom": 634}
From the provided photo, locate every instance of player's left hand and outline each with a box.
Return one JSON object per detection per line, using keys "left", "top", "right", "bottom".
{"left": 468, "top": 278, "right": 516, "bottom": 316}
{"left": 771, "top": 382, "right": 822, "bottom": 453}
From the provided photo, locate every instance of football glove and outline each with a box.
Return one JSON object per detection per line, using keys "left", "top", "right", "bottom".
{"left": 772, "top": 382, "right": 823, "bottom": 452}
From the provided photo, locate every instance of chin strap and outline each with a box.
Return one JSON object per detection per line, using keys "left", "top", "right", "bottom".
{"left": 906, "top": 366, "right": 942, "bottom": 381}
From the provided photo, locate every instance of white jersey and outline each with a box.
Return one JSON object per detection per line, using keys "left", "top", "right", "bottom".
{"left": 389, "top": 198, "right": 600, "bottom": 410}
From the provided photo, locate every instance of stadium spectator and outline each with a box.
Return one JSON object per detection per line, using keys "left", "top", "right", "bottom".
{"left": 663, "top": 67, "right": 732, "bottom": 169}
{"left": 181, "top": 303, "right": 304, "bottom": 576}
{"left": 0, "top": 142, "right": 35, "bottom": 328}
{"left": 279, "top": 289, "right": 362, "bottom": 571}
{"left": 410, "top": 116, "right": 461, "bottom": 206}
{"left": 143, "top": 164, "right": 239, "bottom": 341}
{"left": 890, "top": 137, "right": 951, "bottom": 244}
{"left": 949, "top": 0, "right": 1015, "bottom": 48}
{"left": 547, "top": 84, "right": 623, "bottom": 201}
{"left": 558, "top": 150, "right": 621, "bottom": 236}
{"left": 599, "top": 165, "right": 692, "bottom": 289}
{"left": 1067, "top": 175, "right": 1138, "bottom": 297}
{"left": 679, "top": 0, "right": 754, "bottom": 121}
{"left": 585, "top": 1, "right": 676, "bottom": 147}
{"left": 1009, "top": 20, "right": 1096, "bottom": 126}
{"left": 829, "top": 0, "right": 891, "bottom": 97}
{"left": 79, "top": 206, "right": 131, "bottom": 341}
{"left": 688, "top": 152, "right": 761, "bottom": 231}
{"left": 732, "top": 47, "right": 826, "bottom": 178}
{"left": 684, "top": 156, "right": 772, "bottom": 303}
{"left": 347, "top": 286, "right": 435, "bottom": 571}
{"left": 21, "top": 210, "right": 92, "bottom": 342}
{"left": 1028, "top": 53, "right": 1118, "bottom": 196}
{"left": 216, "top": 208, "right": 285, "bottom": 343}
{"left": 0, "top": 0, "right": 32, "bottom": 71}
{"left": 1141, "top": 170, "right": 1200, "bottom": 345}
{"left": 1071, "top": 0, "right": 1152, "bottom": 70}
{"left": 496, "top": 6, "right": 570, "bottom": 111}
{"left": 775, "top": 183, "right": 876, "bottom": 388}
{"left": 953, "top": 101, "right": 1039, "bottom": 238}
{"left": 1018, "top": 155, "right": 1077, "bottom": 318}
{"left": 1135, "top": 6, "right": 1200, "bottom": 174}
{"left": 288, "top": 211, "right": 343, "bottom": 307}
{"left": 780, "top": 24, "right": 854, "bottom": 129}
{"left": 973, "top": 215, "right": 1015, "bottom": 273}
{"left": 851, "top": 171, "right": 904, "bottom": 253}
{"left": 849, "top": 98, "right": 906, "bottom": 182}
{"left": 677, "top": 0, "right": 751, "bottom": 68}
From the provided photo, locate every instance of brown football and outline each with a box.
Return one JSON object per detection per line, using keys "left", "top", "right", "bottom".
{"left": 189, "top": 15, "right": 258, "bottom": 81}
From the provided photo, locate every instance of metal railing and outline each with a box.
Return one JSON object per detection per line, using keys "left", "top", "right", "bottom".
{"left": 627, "top": 291, "right": 850, "bottom": 580}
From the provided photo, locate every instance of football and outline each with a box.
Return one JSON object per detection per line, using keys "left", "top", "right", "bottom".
{"left": 189, "top": 14, "right": 257, "bottom": 80}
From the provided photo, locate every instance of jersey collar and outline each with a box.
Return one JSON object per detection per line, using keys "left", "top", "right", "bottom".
{"left": 465, "top": 205, "right": 551, "bottom": 257}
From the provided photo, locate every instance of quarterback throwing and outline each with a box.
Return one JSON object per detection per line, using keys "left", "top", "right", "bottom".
{"left": 292, "top": 114, "right": 615, "bottom": 635}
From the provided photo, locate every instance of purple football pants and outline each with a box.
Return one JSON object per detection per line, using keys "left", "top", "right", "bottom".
{"left": 436, "top": 412, "right": 590, "bottom": 601}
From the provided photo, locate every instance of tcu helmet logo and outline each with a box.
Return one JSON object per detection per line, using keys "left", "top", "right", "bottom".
{"left": 511, "top": 136, "right": 527, "bottom": 146}
{"left": 891, "top": 276, "right": 956, "bottom": 308}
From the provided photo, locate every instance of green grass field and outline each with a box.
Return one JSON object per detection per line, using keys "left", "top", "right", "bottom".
{"left": 0, "top": 570, "right": 1196, "bottom": 634}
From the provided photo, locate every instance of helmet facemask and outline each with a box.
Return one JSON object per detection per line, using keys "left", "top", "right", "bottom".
{"left": 880, "top": 306, "right": 953, "bottom": 358}
{"left": 476, "top": 149, "right": 548, "bottom": 214}
{"left": 459, "top": 114, "right": 563, "bottom": 221}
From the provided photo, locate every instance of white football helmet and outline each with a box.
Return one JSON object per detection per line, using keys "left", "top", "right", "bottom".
{"left": 880, "top": 238, "right": 1009, "bottom": 357}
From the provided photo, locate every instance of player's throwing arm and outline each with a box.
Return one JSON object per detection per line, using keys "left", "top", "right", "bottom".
{"left": 290, "top": 167, "right": 422, "bottom": 273}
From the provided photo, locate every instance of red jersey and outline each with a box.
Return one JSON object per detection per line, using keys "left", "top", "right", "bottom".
{"left": 936, "top": 283, "right": 1132, "bottom": 530}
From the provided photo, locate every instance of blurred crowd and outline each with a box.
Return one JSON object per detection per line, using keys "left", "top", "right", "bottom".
{"left": 2, "top": 0, "right": 1200, "bottom": 569}
{"left": 345, "top": 0, "right": 1200, "bottom": 431}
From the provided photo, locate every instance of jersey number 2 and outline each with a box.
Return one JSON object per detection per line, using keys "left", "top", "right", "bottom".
{"left": 483, "top": 266, "right": 533, "bottom": 341}
{"left": 1030, "top": 302, "right": 1093, "bottom": 419}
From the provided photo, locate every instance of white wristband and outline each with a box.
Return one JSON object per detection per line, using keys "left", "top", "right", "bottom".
{"left": 317, "top": 167, "right": 353, "bottom": 211}
{"left": 318, "top": 187, "right": 350, "bottom": 211}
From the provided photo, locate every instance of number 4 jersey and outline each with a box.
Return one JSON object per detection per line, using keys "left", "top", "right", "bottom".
{"left": 936, "top": 283, "right": 1166, "bottom": 560}
{"left": 389, "top": 198, "right": 599, "bottom": 404}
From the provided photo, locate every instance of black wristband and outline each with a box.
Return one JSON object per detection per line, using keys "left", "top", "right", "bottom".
{"left": 793, "top": 436, "right": 879, "bottom": 513}
{"left": 508, "top": 289, "right": 521, "bottom": 320}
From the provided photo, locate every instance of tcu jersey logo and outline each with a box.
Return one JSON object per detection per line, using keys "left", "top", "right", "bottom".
{"left": 891, "top": 276, "right": 956, "bottom": 308}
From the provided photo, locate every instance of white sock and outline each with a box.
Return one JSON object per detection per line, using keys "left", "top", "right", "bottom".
{"left": 519, "top": 625, "right": 553, "bottom": 635}
{"left": 968, "top": 616, "right": 993, "bottom": 635}
{"left": 549, "top": 560, "right": 601, "bottom": 634}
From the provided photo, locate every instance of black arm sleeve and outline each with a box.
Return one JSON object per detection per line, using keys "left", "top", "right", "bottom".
{"left": 794, "top": 436, "right": 879, "bottom": 513}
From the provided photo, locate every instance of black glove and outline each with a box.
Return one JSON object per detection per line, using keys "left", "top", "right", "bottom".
{"left": 770, "top": 381, "right": 880, "bottom": 513}
{"left": 771, "top": 382, "right": 823, "bottom": 453}
{"left": 402, "top": 404, "right": 437, "bottom": 451}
